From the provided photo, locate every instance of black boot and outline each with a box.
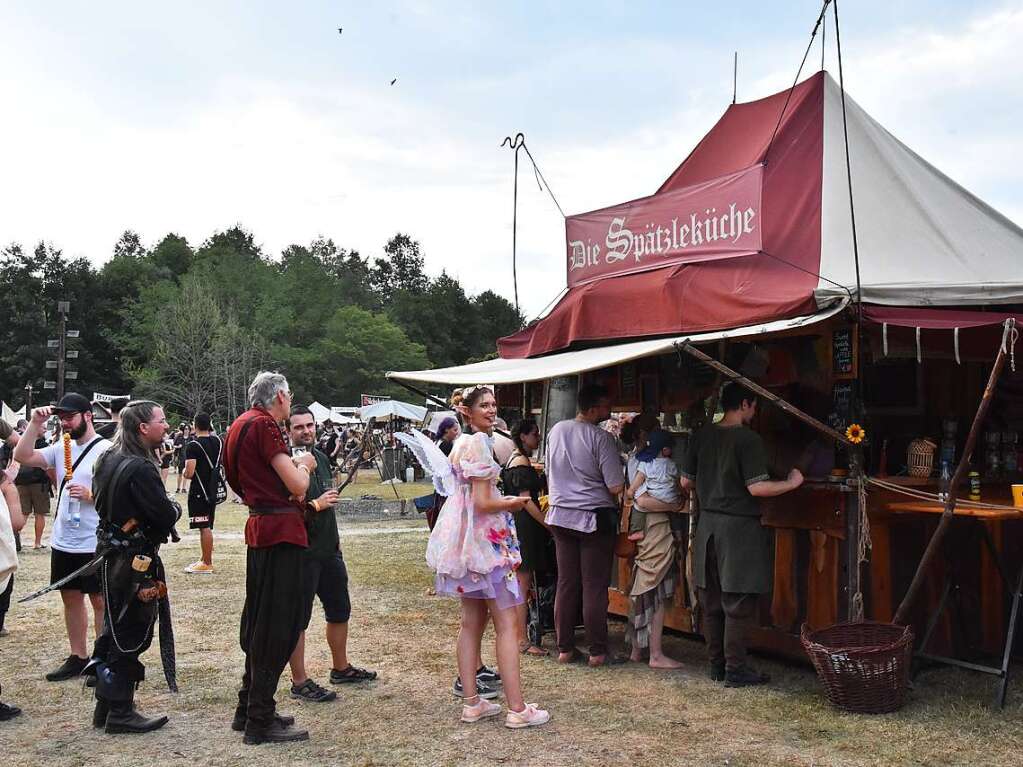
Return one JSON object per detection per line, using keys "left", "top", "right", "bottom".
{"left": 105, "top": 700, "right": 169, "bottom": 734}
{"left": 96, "top": 661, "right": 168, "bottom": 735}
{"left": 92, "top": 699, "right": 109, "bottom": 728}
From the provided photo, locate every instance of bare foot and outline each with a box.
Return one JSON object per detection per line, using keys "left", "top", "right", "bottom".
{"left": 648, "top": 655, "right": 684, "bottom": 670}
{"left": 629, "top": 650, "right": 645, "bottom": 663}
{"left": 627, "top": 532, "right": 644, "bottom": 541}
{"left": 558, "top": 651, "right": 581, "bottom": 664}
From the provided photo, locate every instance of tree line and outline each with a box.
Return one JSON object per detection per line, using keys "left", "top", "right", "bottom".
{"left": 0, "top": 228, "right": 522, "bottom": 423}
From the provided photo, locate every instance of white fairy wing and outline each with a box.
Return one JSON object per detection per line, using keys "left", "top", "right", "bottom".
{"left": 394, "top": 431, "right": 457, "bottom": 496}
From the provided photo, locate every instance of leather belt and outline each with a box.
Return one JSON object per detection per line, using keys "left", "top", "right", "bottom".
{"left": 249, "top": 506, "right": 298, "bottom": 516}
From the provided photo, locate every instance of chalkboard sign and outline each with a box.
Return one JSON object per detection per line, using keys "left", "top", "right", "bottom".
{"left": 620, "top": 363, "right": 638, "bottom": 405}
{"left": 828, "top": 381, "right": 853, "bottom": 429}
{"left": 831, "top": 327, "right": 857, "bottom": 379}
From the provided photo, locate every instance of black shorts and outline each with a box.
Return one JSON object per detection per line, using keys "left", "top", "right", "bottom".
{"left": 187, "top": 496, "right": 216, "bottom": 529}
{"left": 50, "top": 548, "right": 102, "bottom": 594}
{"left": 301, "top": 552, "right": 351, "bottom": 629}
{"left": 161, "top": 453, "right": 173, "bottom": 469}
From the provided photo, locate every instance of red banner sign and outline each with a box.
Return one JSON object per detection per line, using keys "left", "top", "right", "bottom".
{"left": 565, "top": 164, "right": 764, "bottom": 287}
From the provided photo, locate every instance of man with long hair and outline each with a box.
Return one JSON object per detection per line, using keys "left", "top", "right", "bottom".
{"left": 88, "top": 400, "right": 180, "bottom": 733}
{"left": 182, "top": 412, "right": 221, "bottom": 574}
{"left": 224, "top": 372, "right": 316, "bottom": 745}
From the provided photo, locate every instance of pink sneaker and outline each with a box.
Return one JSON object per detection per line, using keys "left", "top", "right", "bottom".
{"left": 460, "top": 697, "right": 502, "bottom": 723}
{"left": 505, "top": 703, "right": 550, "bottom": 729}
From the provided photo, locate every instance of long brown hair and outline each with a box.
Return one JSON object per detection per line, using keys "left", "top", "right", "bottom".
{"left": 511, "top": 419, "right": 539, "bottom": 458}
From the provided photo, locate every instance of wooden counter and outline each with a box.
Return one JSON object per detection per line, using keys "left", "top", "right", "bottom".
{"left": 868, "top": 484, "right": 1022, "bottom": 654}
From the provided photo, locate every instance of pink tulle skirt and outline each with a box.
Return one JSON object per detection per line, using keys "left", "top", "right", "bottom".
{"left": 435, "top": 564, "right": 523, "bottom": 610}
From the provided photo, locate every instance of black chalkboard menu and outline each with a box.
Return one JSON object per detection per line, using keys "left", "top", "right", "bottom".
{"left": 828, "top": 380, "right": 853, "bottom": 429}
{"left": 831, "top": 327, "right": 857, "bottom": 379}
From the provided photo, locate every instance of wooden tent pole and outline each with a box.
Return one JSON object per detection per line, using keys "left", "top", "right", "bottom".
{"left": 892, "top": 319, "right": 1015, "bottom": 625}
{"left": 677, "top": 341, "right": 853, "bottom": 446}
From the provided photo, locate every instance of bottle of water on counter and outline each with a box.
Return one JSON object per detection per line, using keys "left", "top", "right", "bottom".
{"left": 68, "top": 497, "right": 81, "bottom": 529}
{"left": 938, "top": 460, "right": 951, "bottom": 503}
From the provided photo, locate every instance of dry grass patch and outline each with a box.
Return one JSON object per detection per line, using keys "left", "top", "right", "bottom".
{"left": 2, "top": 481, "right": 1023, "bottom": 766}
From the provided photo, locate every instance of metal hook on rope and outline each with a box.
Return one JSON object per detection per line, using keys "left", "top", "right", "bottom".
{"left": 501, "top": 133, "right": 527, "bottom": 316}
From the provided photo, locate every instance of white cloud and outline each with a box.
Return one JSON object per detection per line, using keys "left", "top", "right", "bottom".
{"left": 0, "top": 3, "right": 1020, "bottom": 319}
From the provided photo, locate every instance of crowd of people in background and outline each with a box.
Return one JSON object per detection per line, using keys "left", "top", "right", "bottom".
{"left": 0, "top": 376, "right": 377, "bottom": 741}
{"left": 414, "top": 377, "right": 804, "bottom": 729}
{"left": 0, "top": 368, "right": 801, "bottom": 736}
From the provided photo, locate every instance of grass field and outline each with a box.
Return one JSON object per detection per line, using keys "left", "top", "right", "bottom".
{"left": 2, "top": 474, "right": 1023, "bottom": 766}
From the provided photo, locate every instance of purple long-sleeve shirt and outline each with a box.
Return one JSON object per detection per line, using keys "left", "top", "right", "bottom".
{"left": 544, "top": 418, "right": 624, "bottom": 533}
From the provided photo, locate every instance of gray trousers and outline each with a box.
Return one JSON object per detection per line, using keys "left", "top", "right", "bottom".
{"left": 698, "top": 537, "right": 758, "bottom": 670}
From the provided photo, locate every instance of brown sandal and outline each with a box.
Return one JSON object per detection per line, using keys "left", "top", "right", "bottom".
{"left": 519, "top": 642, "right": 550, "bottom": 657}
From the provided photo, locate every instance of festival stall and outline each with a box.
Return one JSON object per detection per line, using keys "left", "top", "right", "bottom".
{"left": 389, "top": 72, "right": 1023, "bottom": 694}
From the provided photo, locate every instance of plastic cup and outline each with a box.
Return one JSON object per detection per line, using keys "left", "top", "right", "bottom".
{"left": 1012, "top": 485, "right": 1023, "bottom": 508}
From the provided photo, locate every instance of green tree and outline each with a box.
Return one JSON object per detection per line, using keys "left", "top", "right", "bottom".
{"left": 473, "top": 289, "right": 523, "bottom": 345}
{"left": 310, "top": 306, "right": 428, "bottom": 404}
{"left": 371, "top": 233, "right": 429, "bottom": 303}
{"left": 149, "top": 233, "right": 193, "bottom": 280}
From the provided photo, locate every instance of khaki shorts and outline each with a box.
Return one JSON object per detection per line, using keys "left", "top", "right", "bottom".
{"left": 17, "top": 483, "right": 51, "bottom": 516}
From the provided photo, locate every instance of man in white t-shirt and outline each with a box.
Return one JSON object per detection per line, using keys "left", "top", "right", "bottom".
{"left": 14, "top": 393, "right": 112, "bottom": 682}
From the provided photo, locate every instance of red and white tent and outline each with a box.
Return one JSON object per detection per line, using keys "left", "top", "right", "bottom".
{"left": 497, "top": 71, "right": 1023, "bottom": 359}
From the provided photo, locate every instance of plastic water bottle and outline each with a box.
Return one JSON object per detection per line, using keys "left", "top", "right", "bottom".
{"left": 938, "top": 460, "right": 951, "bottom": 503}
{"left": 68, "top": 497, "right": 81, "bottom": 529}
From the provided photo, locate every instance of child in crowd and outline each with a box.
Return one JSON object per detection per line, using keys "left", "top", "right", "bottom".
{"left": 626, "top": 429, "right": 681, "bottom": 541}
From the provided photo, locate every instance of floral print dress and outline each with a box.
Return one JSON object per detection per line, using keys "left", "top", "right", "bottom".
{"left": 428, "top": 431, "right": 523, "bottom": 609}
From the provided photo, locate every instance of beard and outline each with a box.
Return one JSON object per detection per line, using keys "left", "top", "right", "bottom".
{"left": 70, "top": 418, "right": 88, "bottom": 440}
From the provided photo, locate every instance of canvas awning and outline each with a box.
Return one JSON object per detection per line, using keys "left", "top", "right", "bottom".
{"left": 499, "top": 72, "right": 1023, "bottom": 359}
{"left": 389, "top": 302, "right": 846, "bottom": 385}
{"left": 862, "top": 306, "right": 1023, "bottom": 330}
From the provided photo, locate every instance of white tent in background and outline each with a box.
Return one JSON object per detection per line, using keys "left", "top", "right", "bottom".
{"left": 329, "top": 408, "right": 361, "bottom": 425}
{"left": 1, "top": 402, "right": 26, "bottom": 427}
{"left": 308, "top": 401, "right": 333, "bottom": 424}
{"left": 359, "top": 399, "right": 427, "bottom": 423}
{"left": 425, "top": 410, "right": 457, "bottom": 434}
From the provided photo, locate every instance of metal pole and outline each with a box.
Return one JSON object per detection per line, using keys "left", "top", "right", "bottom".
{"left": 24, "top": 383, "right": 32, "bottom": 412}
{"left": 56, "top": 304, "right": 67, "bottom": 401}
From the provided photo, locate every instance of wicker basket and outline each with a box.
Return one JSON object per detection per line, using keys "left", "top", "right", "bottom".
{"left": 800, "top": 621, "right": 914, "bottom": 714}
{"left": 907, "top": 438, "right": 937, "bottom": 478}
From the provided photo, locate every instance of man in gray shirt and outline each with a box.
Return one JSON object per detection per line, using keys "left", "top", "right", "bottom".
{"left": 544, "top": 384, "right": 625, "bottom": 666}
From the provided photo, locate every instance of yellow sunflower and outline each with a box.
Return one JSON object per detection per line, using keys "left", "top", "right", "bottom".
{"left": 845, "top": 423, "right": 866, "bottom": 444}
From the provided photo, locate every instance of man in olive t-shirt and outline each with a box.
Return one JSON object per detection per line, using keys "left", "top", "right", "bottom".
{"left": 682, "top": 382, "right": 803, "bottom": 688}
{"left": 285, "top": 406, "right": 376, "bottom": 703}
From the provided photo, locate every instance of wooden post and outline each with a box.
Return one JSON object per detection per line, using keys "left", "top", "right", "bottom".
{"left": 892, "top": 319, "right": 1015, "bottom": 625}
{"left": 845, "top": 449, "right": 864, "bottom": 620}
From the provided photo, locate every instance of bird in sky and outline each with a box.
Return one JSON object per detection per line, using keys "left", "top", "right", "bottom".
{"left": 390, "top": 78, "right": 397, "bottom": 86}
{"left": 337, "top": 27, "right": 343, "bottom": 34}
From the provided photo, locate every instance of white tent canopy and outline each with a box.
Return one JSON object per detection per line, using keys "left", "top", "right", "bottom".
{"left": 425, "top": 410, "right": 457, "bottom": 434}
{"left": 817, "top": 74, "right": 1023, "bottom": 307}
{"left": 359, "top": 399, "right": 428, "bottom": 422}
{"left": 388, "top": 302, "right": 845, "bottom": 385}
{"left": 329, "top": 408, "right": 361, "bottom": 425}
{"left": 309, "top": 402, "right": 364, "bottom": 425}
{"left": 308, "top": 401, "right": 332, "bottom": 424}
{"left": 1, "top": 402, "right": 25, "bottom": 427}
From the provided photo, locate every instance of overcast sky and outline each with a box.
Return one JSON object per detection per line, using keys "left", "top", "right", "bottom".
{"left": 2, "top": 1, "right": 1020, "bottom": 317}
